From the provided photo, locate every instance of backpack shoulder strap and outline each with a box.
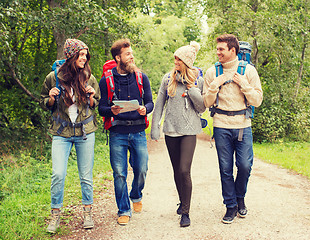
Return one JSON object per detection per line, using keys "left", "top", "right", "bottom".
{"left": 55, "top": 68, "right": 59, "bottom": 90}
{"left": 237, "top": 61, "right": 251, "bottom": 109}
{"left": 53, "top": 67, "right": 62, "bottom": 116}
{"left": 237, "top": 61, "right": 248, "bottom": 75}
{"left": 135, "top": 71, "right": 144, "bottom": 98}
{"left": 54, "top": 68, "right": 63, "bottom": 100}
{"left": 215, "top": 62, "right": 223, "bottom": 77}
{"left": 104, "top": 69, "right": 115, "bottom": 104}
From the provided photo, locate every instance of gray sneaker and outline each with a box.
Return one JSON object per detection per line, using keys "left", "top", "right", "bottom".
{"left": 46, "top": 209, "right": 60, "bottom": 233}
{"left": 83, "top": 206, "right": 94, "bottom": 229}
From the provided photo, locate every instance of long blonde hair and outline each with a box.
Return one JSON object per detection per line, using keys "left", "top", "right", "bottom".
{"left": 167, "top": 64, "right": 199, "bottom": 97}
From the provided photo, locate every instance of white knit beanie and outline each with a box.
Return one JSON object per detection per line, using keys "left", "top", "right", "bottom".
{"left": 174, "top": 41, "right": 200, "bottom": 68}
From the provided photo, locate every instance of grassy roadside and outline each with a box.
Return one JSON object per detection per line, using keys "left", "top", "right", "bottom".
{"left": 253, "top": 141, "right": 310, "bottom": 178}
{"left": 0, "top": 126, "right": 111, "bottom": 240}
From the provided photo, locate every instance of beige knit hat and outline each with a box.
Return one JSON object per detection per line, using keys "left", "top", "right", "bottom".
{"left": 174, "top": 41, "right": 200, "bottom": 68}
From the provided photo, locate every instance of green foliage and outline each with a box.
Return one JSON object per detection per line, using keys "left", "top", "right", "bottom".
{"left": 130, "top": 13, "right": 202, "bottom": 92}
{"left": 252, "top": 88, "right": 310, "bottom": 142}
{"left": 203, "top": 0, "right": 310, "bottom": 142}
{"left": 0, "top": 0, "right": 144, "bottom": 152}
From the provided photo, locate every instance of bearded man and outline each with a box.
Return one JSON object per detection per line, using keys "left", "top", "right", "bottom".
{"left": 98, "top": 39, "right": 154, "bottom": 225}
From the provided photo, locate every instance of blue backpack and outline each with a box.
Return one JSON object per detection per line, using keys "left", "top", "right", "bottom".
{"left": 210, "top": 41, "right": 254, "bottom": 119}
{"left": 238, "top": 41, "right": 253, "bottom": 65}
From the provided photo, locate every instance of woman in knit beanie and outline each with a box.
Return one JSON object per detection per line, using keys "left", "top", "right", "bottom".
{"left": 151, "top": 41, "right": 206, "bottom": 227}
{"left": 40, "top": 39, "right": 100, "bottom": 233}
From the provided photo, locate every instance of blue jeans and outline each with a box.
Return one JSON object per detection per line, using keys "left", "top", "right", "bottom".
{"left": 51, "top": 132, "right": 95, "bottom": 209}
{"left": 109, "top": 131, "right": 148, "bottom": 216}
{"left": 213, "top": 127, "right": 253, "bottom": 208}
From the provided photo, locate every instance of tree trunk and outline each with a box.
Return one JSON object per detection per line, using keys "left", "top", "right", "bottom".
{"left": 294, "top": 39, "right": 307, "bottom": 99}
{"left": 53, "top": 30, "right": 66, "bottom": 60}
{"left": 294, "top": 3, "right": 308, "bottom": 100}
{"left": 252, "top": 38, "right": 258, "bottom": 67}
{"left": 250, "top": 0, "right": 259, "bottom": 67}
{"left": 46, "top": 0, "right": 68, "bottom": 60}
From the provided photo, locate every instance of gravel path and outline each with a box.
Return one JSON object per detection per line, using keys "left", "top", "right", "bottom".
{"left": 56, "top": 136, "right": 310, "bottom": 240}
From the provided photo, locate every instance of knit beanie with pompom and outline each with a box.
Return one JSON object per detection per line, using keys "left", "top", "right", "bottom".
{"left": 63, "top": 39, "right": 88, "bottom": 60}
{"left": 174, "top": 41, "right": 200, "bottom": 68}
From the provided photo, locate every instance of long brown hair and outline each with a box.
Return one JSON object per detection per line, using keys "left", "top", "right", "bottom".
{"left": 167, "top": 63, "right": 199, "bottom": 97}
{"left": 58, "top": 50, "right": 91, "bottom": 106}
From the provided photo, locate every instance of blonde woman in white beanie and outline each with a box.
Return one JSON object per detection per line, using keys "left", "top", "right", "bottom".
{"left": 151, "top": 41, "right": 206, "bottom": 227}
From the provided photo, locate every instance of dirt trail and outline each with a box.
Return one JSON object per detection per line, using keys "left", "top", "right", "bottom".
{"left": 58, "top": 136, "right": 310, "bottom": 240}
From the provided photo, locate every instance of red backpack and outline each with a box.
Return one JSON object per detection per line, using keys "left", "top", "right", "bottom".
{"left": 101, "top": 60, "right": 149, "bottom": 130}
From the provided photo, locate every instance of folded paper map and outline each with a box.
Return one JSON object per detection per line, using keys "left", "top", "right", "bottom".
{"left": 113, "top": 100, "right": 140, "bottom": 113}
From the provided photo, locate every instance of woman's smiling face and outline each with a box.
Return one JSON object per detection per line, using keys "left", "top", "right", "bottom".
{"left": 75, "top": 49, "right": 88, "bottom": 68}
{"left": 174, "top": 56, "right": 185, "bottom": 71}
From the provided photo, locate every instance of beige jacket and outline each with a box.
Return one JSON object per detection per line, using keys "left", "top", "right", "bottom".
{"left": 203, "top": 57, "right": 263, "bottom": 129}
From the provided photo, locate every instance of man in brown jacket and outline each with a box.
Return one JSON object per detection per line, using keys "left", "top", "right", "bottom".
{"left": 204, "top": 34, "right": 263, "bottom": 224}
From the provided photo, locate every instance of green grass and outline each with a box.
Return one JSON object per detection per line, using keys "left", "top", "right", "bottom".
{"left": 0, "top": 127, "right": 111, "bottom": 240}
{"left": 254, "top": 142, "right": 310, "bottom": 178}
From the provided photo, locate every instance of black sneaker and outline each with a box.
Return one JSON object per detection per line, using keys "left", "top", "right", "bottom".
{"left": 237, "top": 197, "right": 247, "bottom": 218}
{"left": 180, "top": 214, "right": 190, "bottom": 227}
{"left": 222, "top": 206, "right": 238, "bottom": 224}
{"left": 176, "top": 203, "right": 182, "bottom": 215}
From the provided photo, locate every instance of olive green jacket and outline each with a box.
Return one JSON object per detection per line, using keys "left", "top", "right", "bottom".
{"left": 40, "top": 71, "right": 101, "bottom": 137}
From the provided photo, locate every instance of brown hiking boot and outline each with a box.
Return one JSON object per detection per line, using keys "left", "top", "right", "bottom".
{"left": 133, "top": 201, "right": 142, "bottom": 213}
{"left": 117, "top": 215, "right": 130, "bottom": 225}
{"left": 46, "top": 209, "right": 61, "bottom": 233}
{"left": 83, "top": 206, "right": 94, "bottom": 229}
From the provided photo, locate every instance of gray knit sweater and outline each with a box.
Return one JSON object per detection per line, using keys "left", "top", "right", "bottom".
{"left": 151, "top": 73, "right": 206, "bottom": 140}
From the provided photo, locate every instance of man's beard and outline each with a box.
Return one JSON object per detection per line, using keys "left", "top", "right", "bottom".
{"left": 120, "top": 58, "right": 136, "bottom": 73}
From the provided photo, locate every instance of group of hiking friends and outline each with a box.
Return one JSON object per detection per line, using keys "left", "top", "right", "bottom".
{"left": 40, "top": 33, "right": 263, "bottom": 233}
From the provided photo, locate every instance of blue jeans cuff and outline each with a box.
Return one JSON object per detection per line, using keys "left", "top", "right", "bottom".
{"left": 130, "top": 197, "right": 142, "bottom": 203}
{"left": 82, "top": 200, "right": 93, "bottom": 206}
{"left": 118, "top": 210, "right": 132, "bottom": 217}
{"left": 51, "top": 204, "right": 63, "bottom": 209}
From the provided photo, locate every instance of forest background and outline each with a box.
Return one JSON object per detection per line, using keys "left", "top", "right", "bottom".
{"left": 1, "top": 0, "right": 309, "bottom": 145}
{"left": 0, "top": 0, "right": 309, "bottom": 239}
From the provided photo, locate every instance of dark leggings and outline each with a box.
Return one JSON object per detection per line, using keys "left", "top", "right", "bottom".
{"left": 165, "top": 135, "right": 196, "bottom": 214}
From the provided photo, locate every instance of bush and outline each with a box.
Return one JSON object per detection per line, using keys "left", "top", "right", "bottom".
{"left": 252, "top": 97, "right": 310, "bottom": 143}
